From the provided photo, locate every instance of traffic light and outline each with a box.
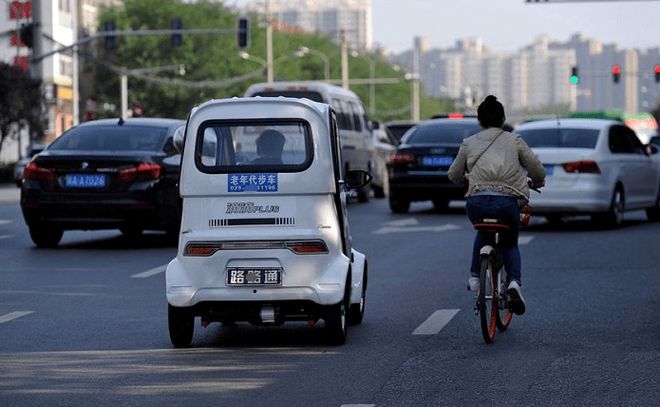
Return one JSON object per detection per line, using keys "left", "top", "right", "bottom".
{"left": 569, "top": 66, "right": 579, "bottom": 84}
{"left": 18, "top": 23, "right": 34, "bottom": 48}
{"left": 237, "top": 16, "right": 249, "bottom": 49}
{"left": 655, "top": 65, "right": 660, "bottom": 83}
{"left": 171, "top": 18, "right": 182, "bottom": 47}
{"left": 104, "top": 20, "right": 116, "bottom": 50}
{"left": 611, "top": 64, "right": 621, "bottom": 83}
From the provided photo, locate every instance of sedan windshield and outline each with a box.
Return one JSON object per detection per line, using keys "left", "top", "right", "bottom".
{"left": 517, "top": 128, "right": 599, "bottom": 149}
{"left": 49, "top": 126, "right": 168, "bottom": 151}
{"left": 405, "top": 122, "right": 481, "bottom": 144}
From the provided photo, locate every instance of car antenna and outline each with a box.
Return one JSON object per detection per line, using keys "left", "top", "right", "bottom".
{"left": 118, "top": 117, "right": 125, "bottom": 126}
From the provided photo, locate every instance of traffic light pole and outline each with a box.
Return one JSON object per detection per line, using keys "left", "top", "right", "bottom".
{"left": 30, "top": 28, "right": 237, "bottom": 63}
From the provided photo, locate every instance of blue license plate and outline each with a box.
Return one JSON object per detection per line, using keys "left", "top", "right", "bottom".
{"left": 544, "top": 165, "right": 554, "bottom": 176}
{"left": 65, "top": 174, "right": 107, "bottom": 188}
{"left": 422, "top": 155, "right": 454, "bottom": 167}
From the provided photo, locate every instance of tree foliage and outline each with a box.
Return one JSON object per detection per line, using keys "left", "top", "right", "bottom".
{"left": 90, "top": 0, "right": 454, "bottom": 121}
{"left": 0, "top": 63, "right": 43, "bottom": 156}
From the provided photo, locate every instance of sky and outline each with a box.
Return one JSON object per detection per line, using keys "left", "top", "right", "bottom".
{"left": 230, "top": 0, "right": 660, "bottom": 54}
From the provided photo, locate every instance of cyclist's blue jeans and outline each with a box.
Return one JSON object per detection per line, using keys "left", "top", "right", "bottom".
{"left": 466, "top": 195, "right": 521, "bottom": 285}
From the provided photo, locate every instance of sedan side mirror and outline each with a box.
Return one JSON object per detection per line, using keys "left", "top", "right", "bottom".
{"left": 345, "top": 170, "right": 372, "bottom": 190}
{"left": 173, "top": 125, "right": 186, "bottom": 154}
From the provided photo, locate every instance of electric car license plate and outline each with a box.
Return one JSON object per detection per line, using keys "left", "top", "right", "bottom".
{"left": 544, "top": 165, "right": 554, "bottom": 176}
{"left": 226, "top": 267, "right": 282, "bottom": 286}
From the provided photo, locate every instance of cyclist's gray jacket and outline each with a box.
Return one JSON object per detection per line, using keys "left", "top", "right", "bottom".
{"left": 448, "top": 127, "right": 546, "bottom": 201}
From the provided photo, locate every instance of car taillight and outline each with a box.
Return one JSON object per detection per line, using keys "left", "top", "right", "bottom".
{"left": 562, "top": 160, "right": 600, "bottom": 174}
{"left": 285, "top": 240, "right": 329, "bottom": 254}
{"left": 389, "top": 152, "right": 416, "bottom": 165}
{"left": 23, "top": 162, "right": 55, "bottom": 183}
{"left": 118, "top": 162, "right": 162, "bottom": 182}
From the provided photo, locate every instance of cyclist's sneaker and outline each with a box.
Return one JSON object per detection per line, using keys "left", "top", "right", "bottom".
{"left": 507, "top": 281, "right": 526, "bottom": 315}
{"left": 468, "top": 277, "right": 479, "bottom": 292}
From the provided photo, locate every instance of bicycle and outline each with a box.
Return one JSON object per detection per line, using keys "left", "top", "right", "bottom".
{"left": 472, "top": 188, "right": 538, "bottom": 344}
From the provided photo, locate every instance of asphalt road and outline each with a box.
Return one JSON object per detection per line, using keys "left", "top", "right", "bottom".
{"left": 1, "top": 192, "right": 659, "bottom": 406}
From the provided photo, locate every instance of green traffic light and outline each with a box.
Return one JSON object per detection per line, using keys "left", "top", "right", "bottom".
{"left": 569, "top": 75, "right": 579, "bottom": 84}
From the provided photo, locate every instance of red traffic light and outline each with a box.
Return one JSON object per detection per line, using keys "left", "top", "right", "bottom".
{"left": 655, "top": 65, "right": 660, "bottom": 83}
{"left": 612, "top": 64, "right": 621, "bottom": 83}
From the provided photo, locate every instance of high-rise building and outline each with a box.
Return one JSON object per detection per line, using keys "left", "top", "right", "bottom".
{"left": 245, "top": 0, "right": 372, "bottom": 50}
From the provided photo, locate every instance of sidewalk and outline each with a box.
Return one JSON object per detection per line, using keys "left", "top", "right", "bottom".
{"left": 0, "top": 183, "right": 20, "bottom": 203}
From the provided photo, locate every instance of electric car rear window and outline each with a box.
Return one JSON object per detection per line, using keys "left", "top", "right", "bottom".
{"left": 194, "top": 119, "right": 313, "bottom": 173}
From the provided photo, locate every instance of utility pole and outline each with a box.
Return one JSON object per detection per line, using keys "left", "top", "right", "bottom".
{"left": 341, "top": 30, "right": 348, "bottom": 89}
{"left": 72, "top": 0, "right": 79, "bottom": 125}
{"left": 265, "top": 0, "right": 273, "bottom": 82}
{"left": 412, "top": 43, "right": 420, "bottom": 121}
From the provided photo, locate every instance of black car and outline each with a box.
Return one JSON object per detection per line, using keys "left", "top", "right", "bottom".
{"left": 387, "top": 118, "right": 481, "bottom": 213}
{"left": 384, "top": 120, "right": 419, "bottom": 143}
{"left": 21, "top": 117, "right": 186, "bottom": 247}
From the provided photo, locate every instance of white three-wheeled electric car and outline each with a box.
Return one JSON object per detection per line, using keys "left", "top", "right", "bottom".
{"left": 166, "top": 97, "right": 371, "bottom": 347}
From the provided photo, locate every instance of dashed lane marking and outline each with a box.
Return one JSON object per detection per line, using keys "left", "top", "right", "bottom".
{"left": 131, "top": 264, "right": 167, "bottom": 279}
{"left": 0, "top": 311, "right": 34, "bottom": 324}
{"left": 340, "top": 405, "right": 376, "bottom": 407}
{"left": 519, "top": 235, "right": 535, "bottom": 245}
{"left": 0, "top": 220, "right": 11, "bottom": 225}
{"left": 413, "top": 309, "right": 460, "bottom": 335}
{"left": 0, "top": 235, "right": 12, "bottom": 240}
{"left": 373, "top": 224, "right": 461, "bottom": 235}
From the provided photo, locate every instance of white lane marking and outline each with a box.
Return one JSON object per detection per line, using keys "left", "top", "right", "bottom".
{"left": 341, "top": 405, "right": 376, "bottom": 407}
{"left": 385, "top": 218, "right": 419, "bottom": 227}
{"left": 0, "top": 235, "right": 12, "bottom": 240}
{"left": 0, "top": 311, "right": 34, "bottom": 324}
{"left": 131, "top": 264, "right": 167, "bottom": 279}
{"left": 373, "top": 224, "right": 460, "bottom": 235}
{"left": 0, "top": 220, "right": 11, "bottom": 225}
{"left": 519, "top": 235, "right": 535, "bottom": 245}
{"left": 413, "top": 309, "right": 460, "bottom": 335}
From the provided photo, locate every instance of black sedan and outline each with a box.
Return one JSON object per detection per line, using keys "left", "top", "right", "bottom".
{"left": 387, "top": 118, "right": 481, "bottom": 213}
{"left": 21, "top": 117, "right": 186, "bottom": 247}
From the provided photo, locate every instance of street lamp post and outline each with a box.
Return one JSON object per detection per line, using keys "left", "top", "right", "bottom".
{"left": 119, "top": 64, "right": 185, "bottom": 119}
{"left": 295, "top": 46, "right": 330, "bottom": 81}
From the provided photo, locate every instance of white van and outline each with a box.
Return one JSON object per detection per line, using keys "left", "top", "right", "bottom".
{"left": 166, "top": 97, "right": 371, "bottom": 347}
{"left": 244, "top": 81, "right": 374, "bottom": 202}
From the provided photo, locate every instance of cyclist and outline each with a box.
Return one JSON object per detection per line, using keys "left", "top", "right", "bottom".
{"left": 448, "top": 95, "right": 545, "bottom": 315}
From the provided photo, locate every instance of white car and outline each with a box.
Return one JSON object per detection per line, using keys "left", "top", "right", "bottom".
{"left": 515, "top": 118, "right": 660, "bottom": 227}
{"left": 166, "top": 97, "right": 371, "bottom": 347}
{"left": 369, "top": 121, "right": 398, "bottom": 198}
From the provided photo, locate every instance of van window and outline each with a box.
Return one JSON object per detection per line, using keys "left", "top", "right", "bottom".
{"left": 333, "top": 99, "right": 354, "bottom": 131}
{"left": 347, "top": 101, "right": 362, "bottom": 132}
{"left": 194, "top": 119, "right": 313, "bottom": 173}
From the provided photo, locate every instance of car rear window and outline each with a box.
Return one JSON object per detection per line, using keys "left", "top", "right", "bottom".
{"left": 405, "top": 122, "right": 481, "bottom": 144}
{"left": 251, "top": 91, "right": 324, "bottom": 103}
{"left": 517, "top": 128, "right": 599, "bottom": 148}
{"left": 49, "top": 125, "right": 168, "bottom": 151}
{"left": 194, "top": 119, "right": 313, "bottom": 174}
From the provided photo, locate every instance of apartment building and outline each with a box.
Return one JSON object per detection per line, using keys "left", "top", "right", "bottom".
{"left": 245, "top": 0, "right": 372, "bottom": 51}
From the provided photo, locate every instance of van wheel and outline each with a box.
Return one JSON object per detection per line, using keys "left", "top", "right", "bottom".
{"left": 29, "top": 224, "right": 63, "bottom": 248}
{"left": 357, "top": 186, "right": 370, "bottom": 203}
{"left": 325, "top": 284, "right": 349, "bottom": 345}
{"left": 168, "top": 305, "right": 194, "bottom": 348}
{"left": 349, "top": 264, "right": 367, "bottom": 325}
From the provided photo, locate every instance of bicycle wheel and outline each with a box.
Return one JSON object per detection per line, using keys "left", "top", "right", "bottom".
{"left": 478, "top": 254, "right": 497, "bottom": 344}
{"left": 496, "top": 269, "right": 513, "bottom": 331}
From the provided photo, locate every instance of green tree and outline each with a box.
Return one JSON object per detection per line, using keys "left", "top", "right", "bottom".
{"left": 90, "top": 0, "right": 454, "bottom": 121}
{"left": 0, "top": 63, "right": 43, "bottom": 157}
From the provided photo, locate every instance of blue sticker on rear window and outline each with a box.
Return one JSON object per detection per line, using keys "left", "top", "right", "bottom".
{"left": 228, "top": 173, "right": 278, "bottom": 192}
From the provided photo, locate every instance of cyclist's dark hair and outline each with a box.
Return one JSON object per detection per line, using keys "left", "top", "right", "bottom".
{"left": 477, "top": 95, "right": 505, "bottom": 129}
